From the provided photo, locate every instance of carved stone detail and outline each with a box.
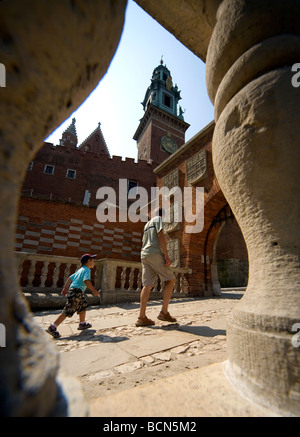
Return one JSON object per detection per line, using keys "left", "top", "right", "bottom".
{"left": 186, "top": 149, "right": 208, "bottom": 184}
{"left": 166, "top": 238, "right": 180, "bottom": 268}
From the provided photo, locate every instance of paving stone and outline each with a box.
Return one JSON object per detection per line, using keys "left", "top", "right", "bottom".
{"left": 59, "top": 343, "right": 134, "bottom": 377}
{"left": 140, "top": 356, "right": 155, "bottom": 364}
{"left": 118, "top": 330, "right": 198, "bottom": 358}
{"left": 152, "top": 352, "right": 171, "bottom": 361}
{"left": 87, "top": 370, "right": 115, "bottom": 381}
{"left": 115, "top": 361, "right": 144, "bottom": 374}
{"left": 171, "top": 345, "right": 190, "bottom": 354}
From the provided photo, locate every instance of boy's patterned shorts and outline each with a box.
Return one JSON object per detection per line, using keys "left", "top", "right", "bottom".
{"left": 62, "top": 287, "right": 88, "bottom": 317}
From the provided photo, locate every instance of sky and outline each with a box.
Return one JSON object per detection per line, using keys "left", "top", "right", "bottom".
{"left": 45, "top": 0, "right": 214, "bottom": 159}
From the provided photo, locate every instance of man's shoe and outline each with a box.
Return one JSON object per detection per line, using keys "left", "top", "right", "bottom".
{"left": 157, "top": 311, "right": 177, "bottom": 323}
{"left": 135, "top": 316, "right": 155, "bottom": 327}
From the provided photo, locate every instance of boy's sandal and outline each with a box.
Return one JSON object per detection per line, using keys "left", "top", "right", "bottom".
{"left": 78, "top": 322, "right": 92, "bottom": 330}
{"left": 46, "top": 326, "right": 61, "bottom": 339}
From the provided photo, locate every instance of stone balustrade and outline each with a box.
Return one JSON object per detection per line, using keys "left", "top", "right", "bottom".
{"left": 15, "top": 251, "right": 192, "bottom": 308}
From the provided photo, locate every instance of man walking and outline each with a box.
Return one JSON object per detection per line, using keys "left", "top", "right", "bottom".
{"left": 136, "top": 208, "right": 177, "bottom": 326}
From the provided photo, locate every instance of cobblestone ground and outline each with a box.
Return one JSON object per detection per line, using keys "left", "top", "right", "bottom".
{"left": 33, "top": 290, "right": 243, "bottom": 401}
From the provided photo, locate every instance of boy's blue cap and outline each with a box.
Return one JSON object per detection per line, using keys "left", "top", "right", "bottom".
{"left": 81, "top": 253, "right": 96, "bottom": 264}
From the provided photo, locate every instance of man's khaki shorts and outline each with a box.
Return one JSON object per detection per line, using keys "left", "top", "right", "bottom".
{"left": 141, "top": 252, "right": 175, "bottom": 286}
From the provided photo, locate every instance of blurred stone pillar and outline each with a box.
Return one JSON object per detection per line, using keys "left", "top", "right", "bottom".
{"left": 206, "top": 0, "right": 300, "bottom": 415}
{"left": 0, "top": 0, "right": 126, "bottom": 416}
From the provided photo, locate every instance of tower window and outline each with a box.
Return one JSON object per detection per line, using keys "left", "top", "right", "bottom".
{"left": 66, "top": 169, "right": 76, "bottom": 179}
{"left": 128, "top": 180, "right": 138, "bottom": 195}
{"left": 44, "top": 164, "right": 55, "bottom": 175}
{"left": 163, "top": 93, "right": 172, "bottom": 109}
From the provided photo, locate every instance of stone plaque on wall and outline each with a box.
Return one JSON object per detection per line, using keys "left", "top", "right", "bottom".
{"left": 163, "top": 168, "right": 181, "bottom": 233}
{"left": 164, "top": 168, "right": 179, "bottom": 190}
{"left": 186, "top": 149, "right": 208, "bottom": 184}
{"left": 166, "top": 238, "right": 180, "bottom": 268}
{"left": 164, "top": 203, "right": 180, "bottom": 233}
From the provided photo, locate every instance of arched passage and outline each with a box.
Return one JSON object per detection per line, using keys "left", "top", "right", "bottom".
{"left": 204, "top": 204, "right": 248, "bottom": 293}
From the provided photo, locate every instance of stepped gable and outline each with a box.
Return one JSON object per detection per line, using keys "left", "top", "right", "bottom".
{"left": 78, "top": 122, "right": 110, "bottom": 156}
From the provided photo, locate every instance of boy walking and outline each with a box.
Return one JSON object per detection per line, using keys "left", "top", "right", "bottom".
{"left": 136, "top": 208, "right": 177, "bottom": 326}
{"left": 46, "top": 253, "right": 100, "bottom": 338}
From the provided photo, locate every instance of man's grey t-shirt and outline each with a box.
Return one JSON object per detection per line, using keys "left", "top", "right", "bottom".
{"left": 141, "top": 216, "right": 163, "bottom": 259}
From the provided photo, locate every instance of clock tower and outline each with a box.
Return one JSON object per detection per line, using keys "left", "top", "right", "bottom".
{"left": 133, "top": 59, "right": 190, "bottom": 166}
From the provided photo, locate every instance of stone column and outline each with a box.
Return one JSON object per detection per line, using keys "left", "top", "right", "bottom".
{"left": 206, "top": 0, "right": 300, "bottom": 415}
{"left": 0, "top": 0, "right": 126, "bottom": 416}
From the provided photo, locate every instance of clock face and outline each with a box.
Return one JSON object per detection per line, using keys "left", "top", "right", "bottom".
{"left": 160, "top": 135, "right": 178, "bottom": 154}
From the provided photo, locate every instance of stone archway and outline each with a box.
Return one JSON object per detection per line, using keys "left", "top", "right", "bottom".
{"left": 0, "top": 0, "right": 127, "bottom": 417}
{"left": 1, "top": 0, "right": 299, "bottom": 418}
{"left": 204, "top": 204, "right": 248, "bottom": 294}
{"left": 203, "top": 203, "right": 233, "bottom": 294}
{"left": 215, "top": 216, "right": 248, "bottom": 289}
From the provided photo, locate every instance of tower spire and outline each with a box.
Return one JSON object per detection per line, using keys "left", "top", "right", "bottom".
{"left": 134, "top": 60, "right": 189, "bottom": 165}
{"left": 59, "top": 117, "right": 78, "bottom": 148}
{"left": 64, "top": 117, "right": 77, "bottom": 137}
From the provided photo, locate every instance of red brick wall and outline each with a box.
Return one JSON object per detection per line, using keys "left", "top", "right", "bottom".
{"left": 16, "top": 197, "right": 144, "bottom": 262}
{"left": 216, "top": 220, "right": 248, "bottom": 260}
{"left": 22, "top": 142, "right": 156, "bottom": 207}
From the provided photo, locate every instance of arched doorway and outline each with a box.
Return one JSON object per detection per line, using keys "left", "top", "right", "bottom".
{"left": 204, "top": 204, "right": 248, "bottom": 293}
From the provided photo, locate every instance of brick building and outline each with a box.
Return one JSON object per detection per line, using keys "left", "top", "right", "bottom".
{"left": 154, "top": 121, "right": 248, "bottom": 294}
{"left": 16, "top": 62, "right": 185, "bottom": 260}
{"left": 16, "top": 60, "right": 248, "bottom": 293}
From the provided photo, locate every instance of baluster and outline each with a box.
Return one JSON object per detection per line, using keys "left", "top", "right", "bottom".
{"left": 180, "top": 274, "right": 185, "bottom": 294}
{"left": 136, "top": 268, "right": 142, "bottom": 292}
{"left": 17, "top": 257, "right": 24, "bottom": 277}
{"left": 120, "top": 266, "right": 126, "bottom": 289}
{"left": 63, "top": 263, "right": 71, "bottom": 283}
{"left": 27, "top": 260, "right": 36, "bottom": 287}
{"left": 128, "top": 268, "right": 134, "bottom": 291}
{"left": 40, "top": 261, "right": 49, "bottom": 287}
{"left": 16, "top": 255, "right": 26, "bottom": 286}
{"left": 94, "top": 264, "right": 99, "bottom": 289}
{"left": 52, "top": 262, "right": 60, "bottom": 288}
{"left": 112, "top": 265, "right": 117, "bottom": 290}
{"left": 172, "top": 272, "right": 178, "bottom": 294}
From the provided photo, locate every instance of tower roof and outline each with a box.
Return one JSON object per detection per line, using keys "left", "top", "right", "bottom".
{"left": 78, "top": 122, "right": 110, "bottom": 156}
{"left": 141, "top": 59, "right": 184, "bottom": 120}
{"left": 63, "top": 117, "right": 77, "bottom": 138}
{"left": 59, "top": 117, "right": 78, "bottom": 147}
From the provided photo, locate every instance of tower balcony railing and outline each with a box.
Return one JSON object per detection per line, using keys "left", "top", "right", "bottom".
{"left": 14, "top": 252, "right": 192, "bottom": 309}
